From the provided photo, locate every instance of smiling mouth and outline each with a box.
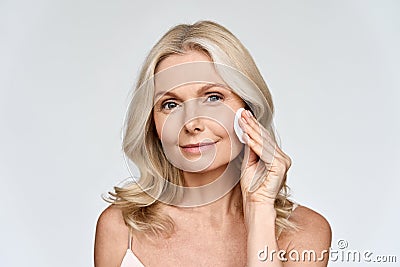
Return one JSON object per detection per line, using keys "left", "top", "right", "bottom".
{"left": 180, "top": 141, "right": 217, "bottom": 154}
{"left": 180, "top": 141, "right": 217, "bottom": 148}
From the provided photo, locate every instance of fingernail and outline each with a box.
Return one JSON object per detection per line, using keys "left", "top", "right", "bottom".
{"left": 246, "top": 110, "right": 253, "bottom": 117}
{"left": 240, "top": 117, "right": 247, "bottom": 125}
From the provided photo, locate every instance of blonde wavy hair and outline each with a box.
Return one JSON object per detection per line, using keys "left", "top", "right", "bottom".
{"left": 106, "top": 20, "right": 298, "bottom": 239}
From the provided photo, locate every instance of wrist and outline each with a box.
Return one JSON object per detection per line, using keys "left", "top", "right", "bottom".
{"left": 244, "top": 201, "right": 277, "bottom": 228}
{"left": 242, "top": 192, "right": 276, "bottom": 207}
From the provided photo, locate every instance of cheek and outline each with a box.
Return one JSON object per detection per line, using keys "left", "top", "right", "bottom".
{"left": 154, "top": 114, "right": 181, "bottom": 144}
{"left": 211, "top": 106, "right": 241, "bottom": 139}
{"left": 216, "top": 107, "right": 245, "bottom": 155}
{"left": 210, "top": 110, "right": 244, "bottom": 157}
{"left": 214, "top": 114, "right": 235, "bottom": 138}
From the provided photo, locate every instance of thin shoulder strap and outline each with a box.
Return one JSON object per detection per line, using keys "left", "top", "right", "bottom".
{"left": 128, "top": 227, "right": 133, "bottom": 250}
{"left": 292, "top": 202, "right": 299, "bottom": 211}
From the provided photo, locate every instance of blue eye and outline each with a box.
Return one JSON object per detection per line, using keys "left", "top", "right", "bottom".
{"left": 161, "top": 101, "right": 179, "bottom": 110}
{"left": 160, "top": 93, "right": 224, "bottom": 111}
{"left": 206, "top": 94, "right": 223, "bottom": 102}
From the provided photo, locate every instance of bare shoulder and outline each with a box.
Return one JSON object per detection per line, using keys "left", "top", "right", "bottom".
{"left": 279, "top": 205, "right": 332, "bottom": 266}
{"left": 94, "top": 205, "right": 130, "bottom": 267}
{"left": 290, "top": 205, "right": 331, "bottom": 234}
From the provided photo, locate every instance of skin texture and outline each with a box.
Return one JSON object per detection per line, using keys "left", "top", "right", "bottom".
{"left": 94, "top": 50, "right": 332, "bottom": 267}
{"left": 153, "top": 50, "right": 246, "bottom": 188}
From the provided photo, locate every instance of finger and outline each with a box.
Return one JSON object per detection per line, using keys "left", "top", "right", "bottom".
{"left": 248, "top": 161, "right": 269, "bottom": 193}
{"left": 242, "top": 111, "right": 272, "bottom": 137}
{"left": 240, "top": 112, "right": 274, "bottom": 147}
{"left": 239, "top": 119, "right": 275, "bottom": 163}
{"left": 268, "top": 142, "right": 291, "bottom": 168}
{"left": 239, "top": 117, "right": 263, "bottom": 147}
{"left": 239, "top": 117, "right": 271, "bottom": 150}
{"left": 243, "top": 131, "right": 276, "bottom": 165}
{"left": 240, "top": 112, "right": 263, "bottom": 138}
{"left": 240, "top": 113, "right": 287, "bottom": 165}
{"left": 241, "top": 141, "right": 255, "bottom": 169}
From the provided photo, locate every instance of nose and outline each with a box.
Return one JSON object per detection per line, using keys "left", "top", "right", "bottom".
{"left": 183, "top": 118, "right": 204, "bottom": 134}
{"left": 182, "top": 99, "right": 204, "bottom": 134}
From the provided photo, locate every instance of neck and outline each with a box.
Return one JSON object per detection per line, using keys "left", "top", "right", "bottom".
{"left": 163, "top": 183, "right": 243, "bottom": 220}
{"left": 171, "top": 159, "right": 243, "bottom": 215}
{"left": 189, "top": 182, "right": 243, "bottom": 216}
{"left": 182, "top": 162, "right": 229, "bottom": 187}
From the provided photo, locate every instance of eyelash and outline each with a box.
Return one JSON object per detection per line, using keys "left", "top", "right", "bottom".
{"left": 160, "top": 93, "right": 224, "bottom": 111}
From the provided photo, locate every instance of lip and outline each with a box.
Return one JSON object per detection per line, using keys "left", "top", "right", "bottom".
{"left": 180, "top": 141, "right": 217, "bottom": 154}
{"left": 180, "top": 142, "right": 216, "bottom": 148}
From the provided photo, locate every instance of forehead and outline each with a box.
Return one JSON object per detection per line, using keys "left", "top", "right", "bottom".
{"left": 154, "top": 51, "right": 229, "bottom": 101}
{"left": 155, "top": 50, "right": 212, "bottom": 73}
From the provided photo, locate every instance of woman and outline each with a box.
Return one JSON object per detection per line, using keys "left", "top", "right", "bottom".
{"left": 94, "top": 20, "right": 331, "bottom": 267}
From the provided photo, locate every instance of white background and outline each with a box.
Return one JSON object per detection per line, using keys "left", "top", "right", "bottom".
{"left": 1, "top": 1, "right": 399, "bottom": 266}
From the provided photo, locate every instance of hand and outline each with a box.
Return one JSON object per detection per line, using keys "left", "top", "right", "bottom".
{"left": 238, "top": 110, "right": 292, "bottom": 204}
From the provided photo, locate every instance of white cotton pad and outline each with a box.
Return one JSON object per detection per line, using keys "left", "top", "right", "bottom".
{"left": 234, "top": 108, "right": 246, "bottom": 144}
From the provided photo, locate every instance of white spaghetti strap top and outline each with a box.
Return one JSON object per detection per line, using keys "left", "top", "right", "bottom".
{"left": 120, "top": 228, "right": 145, "bottom": 267}
{"left": 292, "top": 202, "right": 299, "bottom": 212}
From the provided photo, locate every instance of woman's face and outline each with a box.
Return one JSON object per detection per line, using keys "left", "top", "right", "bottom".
{"left": 153, "top": 50, "right": 246, "bottom": 173}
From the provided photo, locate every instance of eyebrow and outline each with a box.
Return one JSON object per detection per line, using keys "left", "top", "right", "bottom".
{"left": 154, "top": 83, "right": 228, "bottom": 100}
